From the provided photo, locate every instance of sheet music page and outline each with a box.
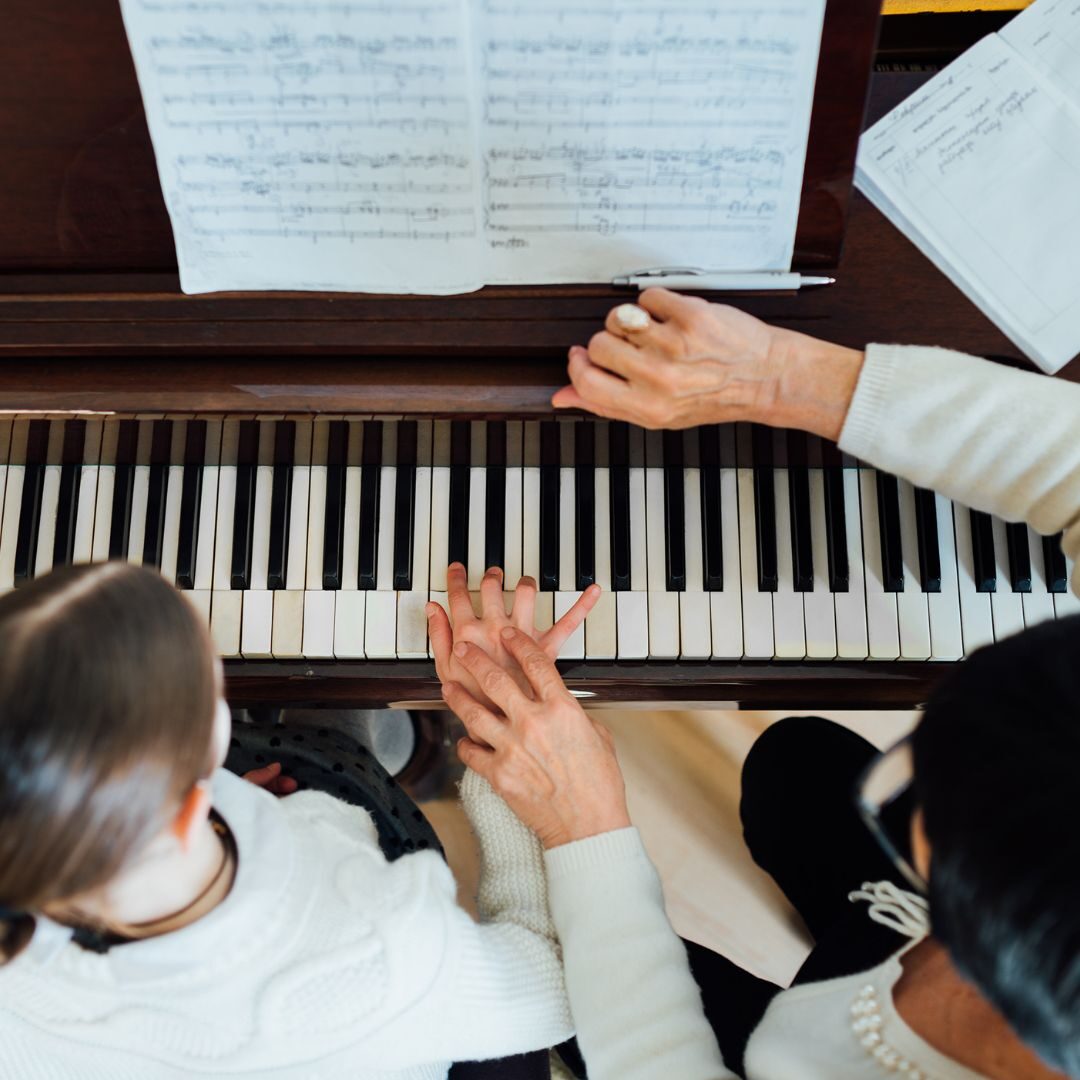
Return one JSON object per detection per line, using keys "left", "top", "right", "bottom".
{"left": 118, "top": 0, "right": 486, "bottom": 294}
{"left": 477, "top": 0, "right": 827, "bottom": 282}
{"left": 856, "top": 28, "right": 1080, "bottom": 373}
{"left": 1000, "top": 0, "right": 1080, "bottom": 101}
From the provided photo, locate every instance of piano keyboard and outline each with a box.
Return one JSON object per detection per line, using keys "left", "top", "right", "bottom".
{"left": 1, "top": 416, "right": 1076, "bottom": 662}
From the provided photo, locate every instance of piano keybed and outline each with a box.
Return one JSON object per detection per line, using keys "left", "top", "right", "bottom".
{"left": 2, "top": 415, "right": 1076, "bottom": 679}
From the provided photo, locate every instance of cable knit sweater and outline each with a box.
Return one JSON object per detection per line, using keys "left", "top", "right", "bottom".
{"left": 542, "top": 345, "right": 1080, "bottom": 1080}
{"left": 0, "top": 769, "right": 573, "bottom": 1078}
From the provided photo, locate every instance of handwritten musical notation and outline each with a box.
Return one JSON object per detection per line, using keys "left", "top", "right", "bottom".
{"left": 119, "top": 0, "right": 826, "bottom": 294}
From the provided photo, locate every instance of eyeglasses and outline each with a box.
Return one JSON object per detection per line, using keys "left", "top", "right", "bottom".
{"left": 854, "top": 734, "right": 927, "bottom": 894}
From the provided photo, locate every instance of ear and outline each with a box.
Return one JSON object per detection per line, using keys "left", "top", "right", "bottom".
{"left": 911, "top": 806, "right": 932, "bottom": 881}
{"left": 208, "top": 697, "right": 232, "bottom": 771}
{"left": 171, "top": 780, "right": 212, "bottom": 851}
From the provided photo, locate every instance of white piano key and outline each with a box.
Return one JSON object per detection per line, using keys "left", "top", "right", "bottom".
{"left": 835, "top": 467, "right": 870, "bottom": 660}
{"left": 504, "top": 420, "right": 524, "bottom": 584}
{"left": 927, "top": 493, "right": 963, "bottom": 660}
{"left": 73, "top": 420, "right": 102, "bottom": 565}
{"left": 126, "top": 421, "right": 154, "bottom": 565}
{"left": 989, "top": 515, "right": 1025, "bottom": 643}
{"left": 859, "top": 470, "right": 901, "bottom": 660}
{"left": 594, "top": 464, "right": 612, "bottom": 591}
{"left": 90, "top": 421, "right": 118, "bottom": 564}
{"left": 467, "top": 422, "right": 487, "bottom": 588}
{"left": 645, "top": 464, "right": 679, "bottom": 658}
{"left": 271, "top": 590, "right": 305, "bottom": 657}
{"left": 1022, "top": 524, "right": 1057, "bottom": 630}
{"left": 185, "top": 589, "right": 212, "bottom": 627}
{"left": 33, "top": 422, "right": 66, "bottom": 578}
{"left": 554, "top": 592, "right": 586, "bottom": 659}
{"left": 365, "top": 590, "right": 397, "bottom": 659}
{"left": 399, "top": 421, "right": 433, "bottom": 660}
{"left": 429, "top": 420, "right": 451, "bottom": 591}
{"left": 285, "top": 420, "right": 312, "bottom": 589}
{"left": 247, "top": 422, "right": 275, "bottom": 591}
{"left": 629, "top": 428, "right": 647, "bottom": 590}
{"left": 334, "top": 590, "right": 366, "bottom": 658}
{"left": 953, "top": 502, "right": 995, "bottom": 654}
{"left": 522, "top": 421, "right": 541, "bottom": 587}
{"left": 680, "top": 467, "right": 711, "bottom": 659}
{"left": 210, "top": 420, "right": 241, "bottom": 657}
{"left": 376, "top": 462, "right": 397, "bottom": 594}
{"left": 302, "top": 589, "right": 336, "bottom": 659}
{"left": 772, "top": 468, "right": 806, "bottom": 660}
{"left": 559, "top": 464, "right": 575, "bottom": 591}
{"left": 341, "top": 421, "right": 363, "bottom": 591}
{"left": 710, "top": 467, "right": 744, "bottom": 659}
{"left": 159, "top": 421, "right": 186, "bottom": 583}
{"left": 240, "top": 589, "right": 273, "bottom": 658}
{"left": 616, "top": 591, "right": 649, "bottom": 659}
{"left": 737, "top": 466, "right": 774, "bottom": 659}
{"left": 584, "top": 590, "right": 617, "bottom": 659}
{"left": 896, "top": 479, "right": 932, "bottom": 660}
{"left": 804, "top": 468, "right": 837, "bottom": 659}
{"left": 306, "top": 420, "right": 329, "bottom": 592}
{"left": 188, "top": 420, "right": 222, "bottom": 622}
{"left": 0, "top": 421, "right": 28, "bottom": 592}
{"left": 533, "top": 591, "right": 554, "bottom": 634}
{"left": 1054, "top": 557, "right": 1080, "bottom": 618}
{"left": 0, "top": 422, "right": 12, "bottom": 559}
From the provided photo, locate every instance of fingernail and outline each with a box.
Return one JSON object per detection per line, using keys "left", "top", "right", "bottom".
{"left": 448, "top": 561, "right": 463, "bottom": 572}
{"left": 500, "top": 626, "right": 515, "bottom": 640}
{"left": 425, "top": 602, "right": 437, "bottom": 618}
{"left": 454, "top": 641, "right": 468, "bottom": 657}
{"left": 487, "top": 566, "right": 503, "bottom": 577}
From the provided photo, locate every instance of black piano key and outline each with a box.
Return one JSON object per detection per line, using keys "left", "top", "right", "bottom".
{"left": 13, "top": 421, "right": 50, "bottom": 585}
{"left": 699, "top": 426, "right": 723, "bottom": 591}
{"left": 485, "top": 421, "right": 506, "bottom": 573}
{"left": 230, "top": 420, "right": 259, "bottom": 590}
{"left": 820, "top": 440, "right": 848, "bottom": 592}
{"left": 1044, "top": 533, "right": 1068, "bottom": 593}
{"left": 610, "top": 422, "right": 631, "bottom": 591}
{"left": 267, "top": 421, "right": 294, "bottom": 590}
{"left": 787, "top": 432, "right": 813, "bottom": 592}
{"left": 108, "top": 421, "right": 139, "bottom": 561}
{"left": 1005, "top": 521, "right": 1032, "bottom": 593}
{"left": 447, "top": 420, "right": 471, "bottom": 570}
{"left": 539, "top": 420, "right": 560, "bottom": 591}
{"left": 751, "top": 426, "right": 777, "bottom": 592}
{"left": 575, "top": 422, "right": 595, "bottom": 589}
{"left": 970, "top": 509, "right": 997, "bottom": 593}
{"left": 175, "top": 420, "right": 206, "bottom": 589}
{"left": 142, "top": 421, "right": 172, "bottom": 570}
{"left": 52, "top": 421, "right": 86, "bottom": 567}
{"left": 322, "top": 421, "right": 348, "bottom": 590}
{"left": 913, "top": 486, "right": 941, "bottom": 593}
{"left": 662, "top": 430, "right": 685, "bottom": 591}
{"left": 875, "top": 472, "right": 905, "bottom": 592}
{"left": 393, "top": 421, "right": 418, "bottom": 590}
{"left": 357, "top": 421, "right": 382, "bottom": 590}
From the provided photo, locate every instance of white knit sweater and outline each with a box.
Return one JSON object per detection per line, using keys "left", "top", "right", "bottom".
{"left": 0, "top": 769, "right": 573, "bottom": 1078}
{"left": 544, "top": 344, "right": 1080, "bottom": 1080}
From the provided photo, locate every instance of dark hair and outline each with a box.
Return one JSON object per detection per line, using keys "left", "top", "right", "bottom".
{"left": 913, "top": 614, "right": 1080, "bottom": 1076}
{"left": 0, "top": 563, "right": 218, "bottom": 963}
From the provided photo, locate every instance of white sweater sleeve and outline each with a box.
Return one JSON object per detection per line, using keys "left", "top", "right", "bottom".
{"left": 545, "top": 828, "right": 733, "bottom": 1080}
{"left": 841, "top": 344, "right": 1080, "bottom": 595}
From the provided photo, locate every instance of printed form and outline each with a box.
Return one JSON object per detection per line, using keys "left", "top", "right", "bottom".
{"left": 120, "top": 0, "right": 826, "bottom": 294}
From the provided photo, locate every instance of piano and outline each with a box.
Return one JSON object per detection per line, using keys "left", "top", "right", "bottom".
{"left": 2, "top": 1, "right": 1076, "bottom": 710}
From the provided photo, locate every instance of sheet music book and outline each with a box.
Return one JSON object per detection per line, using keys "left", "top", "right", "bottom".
{"left": 856, "top": 0, "right": 1080, "bottom": 374}
{"left": 118, "top": 0, "right": 826, "bottom": 295}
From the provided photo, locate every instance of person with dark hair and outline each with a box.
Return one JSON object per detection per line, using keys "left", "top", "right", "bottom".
{"left": 0, "top": 560, "right": 600, "bottom": 1079}
{"left": 429, "top": 289, "right": 1080, "bottom": 1079}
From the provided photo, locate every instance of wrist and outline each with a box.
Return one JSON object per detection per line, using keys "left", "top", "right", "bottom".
{"left": 751, "top": 328, "right": 864, "bottom": 442}
{"left": 539, "top": 805, "right": 633, "bottom": 851}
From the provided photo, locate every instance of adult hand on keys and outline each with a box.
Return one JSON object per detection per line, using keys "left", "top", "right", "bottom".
{"left": 427, "top": 562, "right": 599, "bottom": 714}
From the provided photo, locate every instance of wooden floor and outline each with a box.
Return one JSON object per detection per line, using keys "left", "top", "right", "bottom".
{"left": 421, "top": 708, "right": 917, "bottom": 986}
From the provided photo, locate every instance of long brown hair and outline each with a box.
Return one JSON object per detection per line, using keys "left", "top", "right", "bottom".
{"left": 0, "top": 562, "right": 219, "bottom": 962}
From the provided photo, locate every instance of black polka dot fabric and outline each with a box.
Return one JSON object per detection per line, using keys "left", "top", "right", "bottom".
{"left": 225, "top": 722, "right": 443, "bottom": 862}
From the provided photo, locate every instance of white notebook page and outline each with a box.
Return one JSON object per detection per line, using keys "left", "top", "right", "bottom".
{"left": 856, "top": 0, "right": 1080, "bottom": 373}
{"left": 119, "top": 0, "right": 826, "bottom": 295}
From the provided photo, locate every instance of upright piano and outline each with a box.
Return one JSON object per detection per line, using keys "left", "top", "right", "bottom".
{"left": 2, "top": 1, "right": 1076, "bottom": 710}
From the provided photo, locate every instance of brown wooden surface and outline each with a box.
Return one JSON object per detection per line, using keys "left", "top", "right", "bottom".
{"left": 223, "top": 660, "right": 948, "bottom": 709}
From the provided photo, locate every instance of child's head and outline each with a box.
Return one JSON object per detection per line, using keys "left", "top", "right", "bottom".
{"left": 0, "top": 563, "right": 221, "bottom": 962}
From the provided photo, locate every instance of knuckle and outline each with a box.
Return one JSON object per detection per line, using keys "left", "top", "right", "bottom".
{"left": 480, "top": 667, "right": 506, "bottom": 695}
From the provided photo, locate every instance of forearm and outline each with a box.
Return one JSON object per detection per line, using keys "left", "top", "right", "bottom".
{"left": 545, "top": 829, "right": 733, "bottom": 1080}
{"left": 839, "top": 345, "right": 1080, "bottom": 584}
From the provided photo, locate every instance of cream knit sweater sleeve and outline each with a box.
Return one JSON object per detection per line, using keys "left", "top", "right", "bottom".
{"left": 842, "top": 345, "right": 1080, "bottom": 594}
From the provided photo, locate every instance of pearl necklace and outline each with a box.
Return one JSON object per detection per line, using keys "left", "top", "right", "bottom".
{"left": 851, "top": 984, "right": 930, "bottom": 1079}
